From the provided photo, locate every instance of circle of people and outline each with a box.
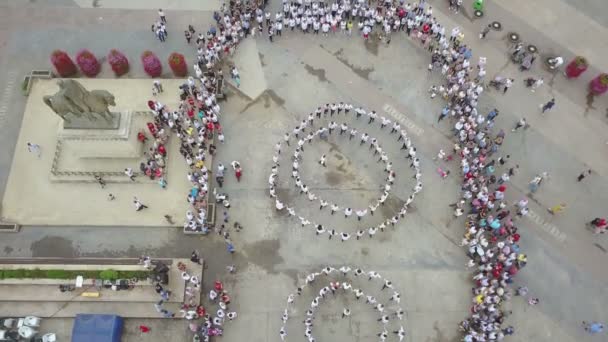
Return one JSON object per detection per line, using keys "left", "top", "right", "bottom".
{"left": 280, "top": 266, "right": 405, "bottom": 342}
{"left": 268, "top": 102, "right": 422, "bottom": 243}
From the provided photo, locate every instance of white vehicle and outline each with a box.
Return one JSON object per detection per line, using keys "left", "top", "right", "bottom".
{"left": 18, "top": 316, "right": 41, "bottom": 328}
{"left": 38, "top": 333, "right": 57, "bottom": 342}
{"left": 0, "top": 318, "right": 15, "bottom": 330}
{"left": 18, "top": 325, "right": 38, "bottom": 339}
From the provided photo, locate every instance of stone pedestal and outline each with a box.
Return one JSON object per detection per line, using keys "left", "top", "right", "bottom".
{"left": 50, "top": 111, "right": 159, "bottom": 182}
{"left": 62, "top": 112, "right": 121, "bottom": 130}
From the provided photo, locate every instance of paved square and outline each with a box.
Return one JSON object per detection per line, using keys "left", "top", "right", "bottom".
{"left": 0, "top": 0, "right": 606, "bottom": 341}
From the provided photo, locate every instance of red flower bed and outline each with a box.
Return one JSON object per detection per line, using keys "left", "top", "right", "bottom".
{"left": 76, "top": 49, "right": 101, "bottom": 77}
{"left": 141, "top": 51, "right": 162, "bottom": 78}
{"left": 107, "top": 49, "right": 129, "bottom": 77}
{"left": 50, "top": 50, "right": 77, "bottom": 77}
{"left": 168, "top": 52, "right": 188, "bottom": 77}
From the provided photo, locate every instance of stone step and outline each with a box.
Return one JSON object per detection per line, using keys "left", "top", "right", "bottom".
{"left": 49, "top": 111, "right": 168, "bottom": 183}
{"left": 0, "top": 301, "right": 185, "bottom": 318}
{"left": 0, "top": 284, "right": 182, "bottom": 303}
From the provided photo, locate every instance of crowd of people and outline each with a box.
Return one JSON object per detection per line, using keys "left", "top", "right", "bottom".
{"left": 281, "top": 266, "right": 405, "bottom": 341}
{"left": 203, "top": 0, "right": 526, "bottom": 339}
{"left": 145, "top": 72, "right": 226, "bottom": 233}
{"left": 141, "top": 0, "right": 546, "bottom": 339}
{"left": 269, "top": 102, "right": 422, "bottom": 242}
{"left": 223, "top": 0, "right": 457, "bottom": 46}
{"left": 415, "top": 4, "right": 529, "bottom": 342}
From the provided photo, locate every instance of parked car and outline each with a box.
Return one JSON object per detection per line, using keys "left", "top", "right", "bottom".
{"left": 0, "top": 329, "right": 19, "bottom": 342}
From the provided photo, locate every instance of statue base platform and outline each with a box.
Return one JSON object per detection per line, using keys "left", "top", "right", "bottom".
{"left": 51, "top": 111, "right": 157, "bottom": 179}
{"left": 62, "top": 112, "right": 121, "bottom": 130}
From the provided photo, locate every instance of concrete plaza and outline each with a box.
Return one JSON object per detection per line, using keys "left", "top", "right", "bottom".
{"left": 0, "top": 0, "right": 606, "bottom": 341}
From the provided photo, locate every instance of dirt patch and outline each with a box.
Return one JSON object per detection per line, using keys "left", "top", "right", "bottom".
{"left": 379, "top": 195, "right": 406, "bottom": 219}
{"left": 325, "top": 171, "right": 343, "bottom": 186}
{"left": 364, "top": 37, "right": 379, "bottom": 56}
{"left": 239, "top": 89, "right": 286, "bottom": 113}
{"left": 303, "top": 63, "right": 328, "bottom": 82}
{"left": 584, "top": 92, "right": 597, "bottom": 117}
{"left": 333, "top": 49, "right": 374, "bottom": 80}
{"left": 31, "top": 236, "right": 79, "bottom": 258}
{"left": 242, "top": 239, "right": 284, "bottom": 275}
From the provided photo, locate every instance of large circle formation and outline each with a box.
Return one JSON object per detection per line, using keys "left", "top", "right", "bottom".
{"left": 280, "top": 266, "right": 406, "bottom": 341}
{"left": 268, "top": 103, "right": 423, "bottom": 242}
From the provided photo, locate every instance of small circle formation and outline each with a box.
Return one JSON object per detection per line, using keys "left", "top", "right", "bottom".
{"left": 268, "top": 103, "right": 422, "bottom": 242}
{"left": 280, "top": 266, "right": 406, "bottom": 341}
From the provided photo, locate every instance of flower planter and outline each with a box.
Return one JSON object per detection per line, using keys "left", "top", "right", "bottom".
{"left": 168, "top": 52, "right": 188, "bottom": 77}
{"left": 141, "top": 51, "right": 162, "bottom": 78}
{"left": 107, "top": 49, "right": 130, "bottom": 77}
{"left": 565, "top": 57, "right": 588, "bottom": 79}
{"left": 76, "top": 49, "right": 101, "bottom": 77}
{"left": 589, "top": 74, "right": 608, "bottom": 96}
{"left": 50, "top": 50, "right": 77, "bottom": 77}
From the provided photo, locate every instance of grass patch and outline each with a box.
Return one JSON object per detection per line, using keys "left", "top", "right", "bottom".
{"left": 0, "top": 268, "right": 150, "bottom": 281}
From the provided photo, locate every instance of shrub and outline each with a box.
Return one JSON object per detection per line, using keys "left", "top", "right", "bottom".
{"left": 0, "top": 269, "right": 150, "bottom": 280}
{"left": 141, "top": 51, "right": 162, "bottom": 78}
{"left": 99, "top": 269, "right": 119, "bottom": 280}
{"left": 600, "top": 73, "right": 608, "bottom": 85}
{"left": 76, "top": 49, "right": 101, "bottom": 77}
{"left": 117, "top": 271, "right": 150, "bottom": 280}
{"left": 107, "top": 49, "right": 129, "bottom": 77}
{"left": 46, "top": 270, "right": 68, "bottom": 279}
{"left": 5, "top": 269, "right": 25, "bottom": 278}
{"left": 50, "top": 50, "right": 77, "bottom": 77}
{"left": 574, "top": 56, "right": 588, "bottom": 67}
{"left": 168, "top": 52, "right": 188, "bottom": 77}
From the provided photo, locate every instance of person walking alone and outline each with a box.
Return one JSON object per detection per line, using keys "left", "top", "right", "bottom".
{"left": 26, "top": 142, "right": 41, "bottom": 158}
{"left": 577, "top": 169, "right": 591, "bottom": 182}
{"left": 541, "top": 98, "right": 555, "bottom": 114}
{"left": 547, "top": 203, "right": 566, "bottom": 215}
{"left": 511, "top": 118, "right": 528, "bottom": 132}
{"left": 479, "top": 24, "right": 491, "bottom": 39}
{"left": 582, "top": 321, "right": 603, "bottom": 334}
{"left": 231, "top": 66, "right": 240, "bottom": 88}
{"left": 133, "top": 197, "right": 148, "bottom": 211}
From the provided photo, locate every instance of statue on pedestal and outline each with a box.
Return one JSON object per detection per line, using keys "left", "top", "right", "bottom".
{"left": 43, "top": 79, "right": 120, "bottom": 129}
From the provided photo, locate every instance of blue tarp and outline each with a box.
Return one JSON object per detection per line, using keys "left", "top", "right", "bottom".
{"left": 71, "top": 314, "right": 123, "bottom": 342}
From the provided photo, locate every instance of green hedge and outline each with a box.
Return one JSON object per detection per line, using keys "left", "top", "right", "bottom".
{"left": 0, "top": 269, "right": 150, "bottom": 281}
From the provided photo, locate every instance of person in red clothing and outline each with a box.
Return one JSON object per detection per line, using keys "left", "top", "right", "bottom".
{"left": 137, "top": 132, "right": 147, "bottom": 143}
{"left": 590, "top": 217, "right": 607, "bottom": 234}
{"left": 158, "top": 144, "right": 167, "bottom": 156}
{"left": 147, "top": 122, "right": 157, "bottom": 136}
{"left": 512, "top": 233, "right": 521, "bottom": 242}
{"left": 231, "top": 161, "right": 242, "bottom": 182}
{"left": 139, "top": 325, "right": 151, "bottom": 333}
{"left": 214, "top": 280, "right": 223, "bottom": 292}
{"left": 497, "top": 184, "right": 507, "bottom": 192}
